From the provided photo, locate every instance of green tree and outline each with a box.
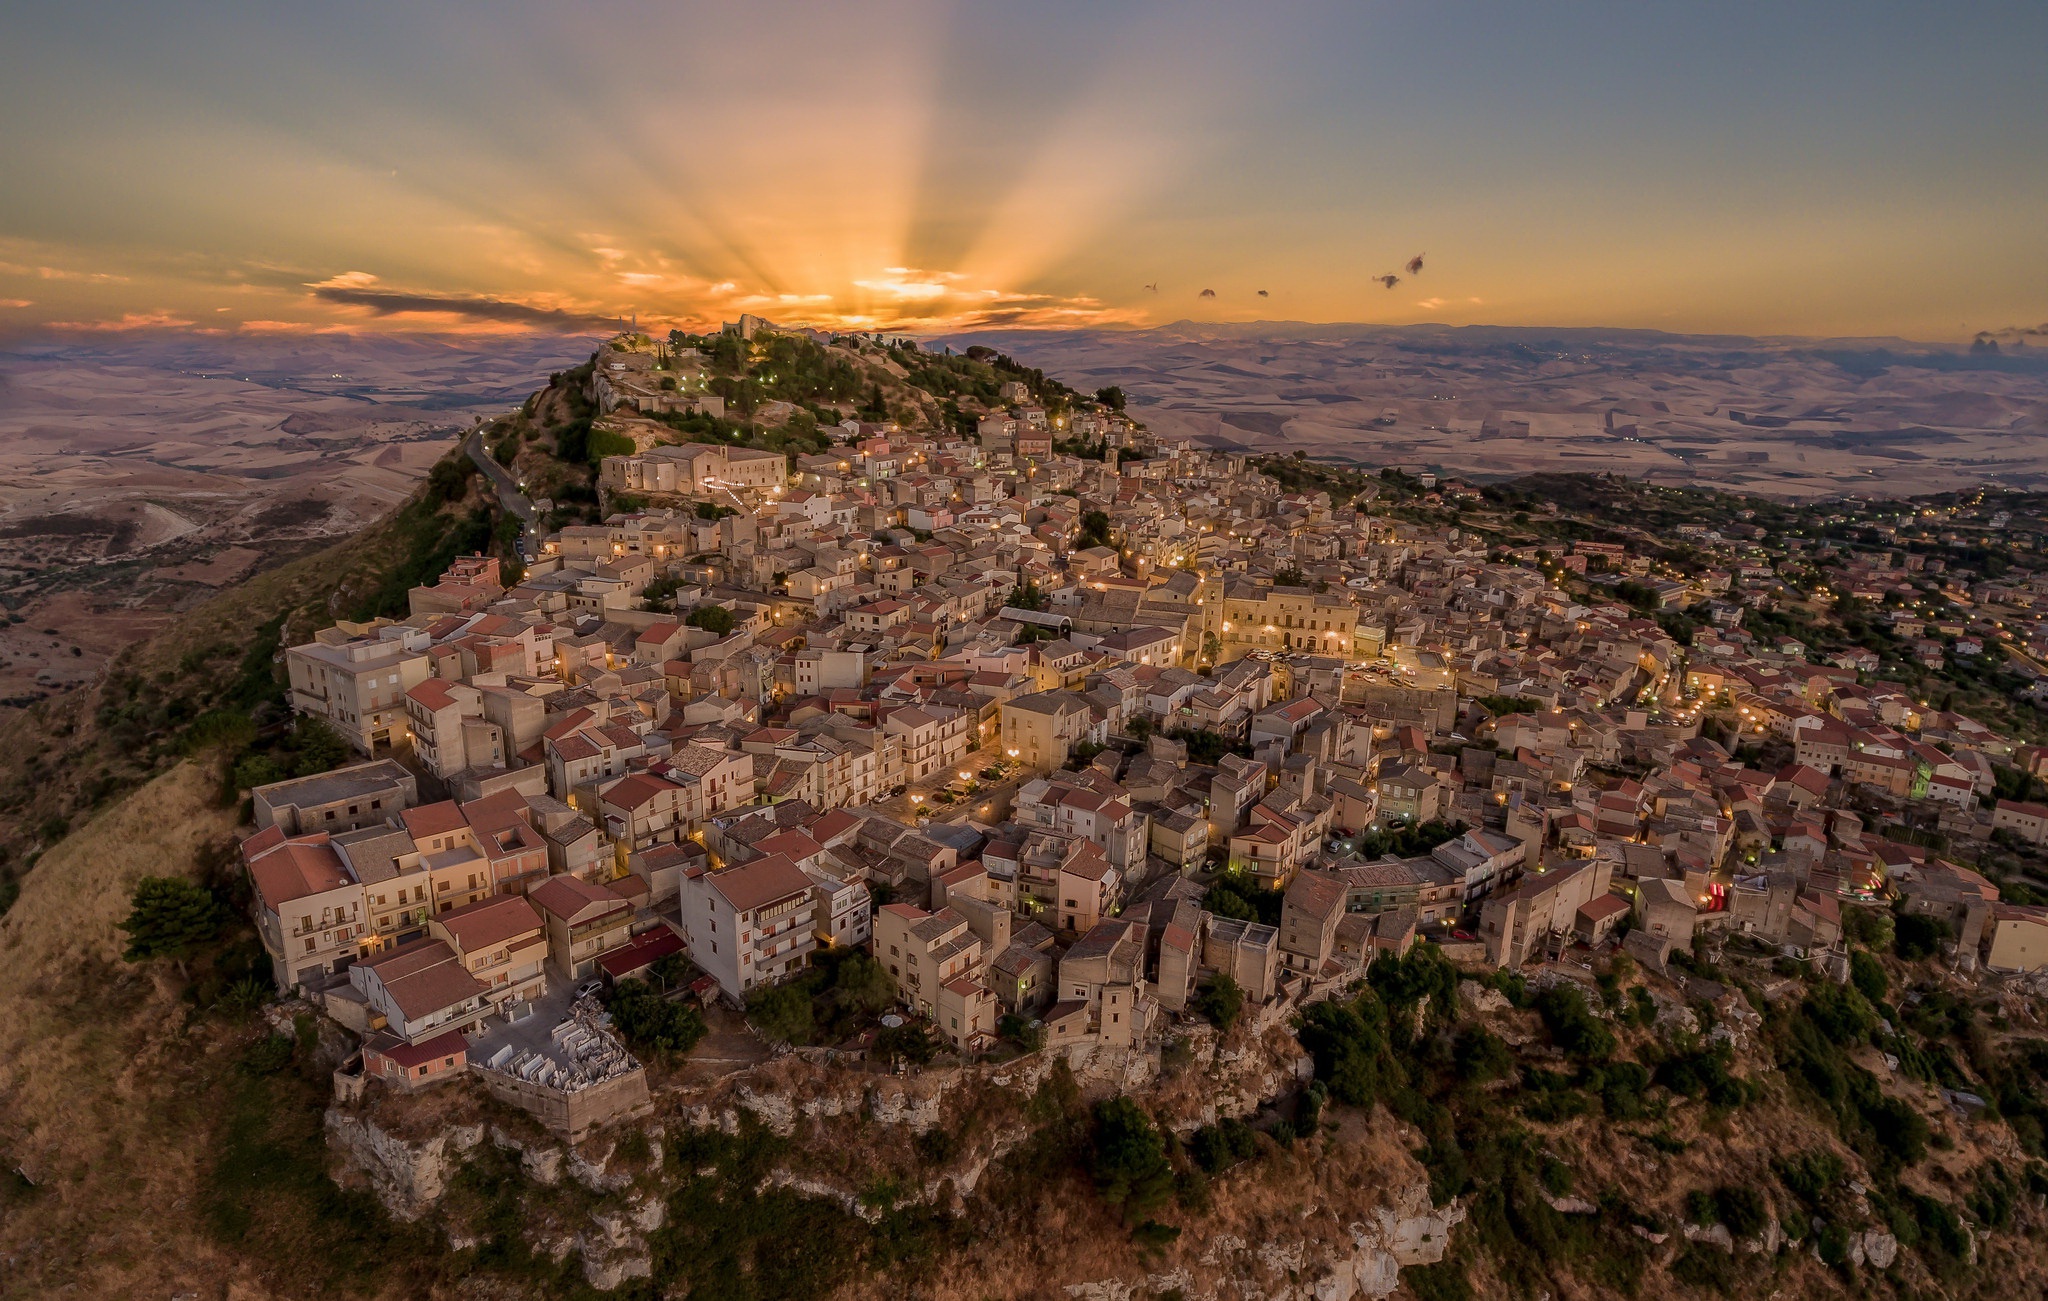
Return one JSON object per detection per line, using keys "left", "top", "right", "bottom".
{"left": 287, "top": 715, "right": 350, "bottom": 777}
{"left": 1297, "top": 992, "right": 1402, "bottom": 1106}
{"left": 1194, "top": 973, "right": 1245, "bottom": 1033}
{"left": 875, "top": 1020, "right": 941, "bottom": 1065}
{"left": 747, "top": 981, "right": 814, "bottom": 1044}
{"left": 232, "top": 753, "right": 286, "bottom": 792}
{"left": 118, "top": 876, "right": 221, "bottom": 975}
{"left": 997, "top": 1012, "right": 1046, "bottom": 1051}
{"left": 824, "top": 953, "right": 897, "bottom": 1019}
{"left": 606, "top": 979, "right": 708, "bottom": 1058}
{"left": 686, "top": 604, "right": 736, "bottom": 635}
{"left": 586, "top": 429, "right": 637, "bottom": 462}
{"left": 1451, "top": 1025, "right": 1516, "bottom": 1083}
{"left": 1534, "top": 986, "right": 1616, "bottom": 1061}
{"left": 1849, "top": 949, "right": 1889, "bottom": 1003}
{"left": 641, "top": 573, "right": 683, "bottom": 612}
{"left": 425, "top": 456, "right": 475, "bottom": 504}
{"left": 1090, "top": 1097, "right": 1174, "bottom": 1224}
{"left": 1094, "top": 385, "right": 1127, "bottom": 411}
{"left": 1187, "top": 1118, "right": 1260, "bottom": 1173}
{"left": 1077, "top": 510, "right": 1113, "bottom": 550}
{"left": 1843, "top": 904, "right": 1894, "bottom": 951}
{"left": 182, "top": 710, "right": 257, "bottom": 755}
{"left": 1203, "top": 877, "right": 1285, "bottom": 926}
{"left": 1714, "top": 1185, "right": 1769, "bottom": 1240}
{"left": 1895, "top": 910, "right": 1950, "bottom": 960}
{"left": 1008, "top": 580, "right": 1049, "bottom": 612}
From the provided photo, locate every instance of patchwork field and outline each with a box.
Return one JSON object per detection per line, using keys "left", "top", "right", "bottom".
{"left": 960, "top": 322, "right": 2048, "bottom": 500}
{"left": 0, "top": 330, "right": 598, "bottom": 710}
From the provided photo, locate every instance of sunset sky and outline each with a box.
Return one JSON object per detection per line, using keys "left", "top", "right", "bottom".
{"left": 2, "top": 1, "right": 2042, "bottom": 342}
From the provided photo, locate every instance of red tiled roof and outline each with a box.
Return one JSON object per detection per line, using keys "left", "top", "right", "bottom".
{"left": 406, "top": 678, "right": 460, "bottom": 711}
{"left": 433, "top": 894, "right": 543, "bottom": 953}
{"left": 1576, "top": 893, "right": 1631, "bottom": 923}
{"left": 401, "top": 801, "right": 468, "bottom": 839}
{"left": 602, "top": 773, "right": 679, "bottom": 811}
{"left": 247, "top": 838, "right": 352, "bottom": 910}
{"left": 707, "top": 853, "right": 814, "bottom": 913}
{"left": 528, "top": 874, "right": 631, "bottom": 921}
{"left": 365, "top": 1027, "right": 469, "bottom": 1071}
{"left": 599, "top": 926, "right": 686, "bottom": 980}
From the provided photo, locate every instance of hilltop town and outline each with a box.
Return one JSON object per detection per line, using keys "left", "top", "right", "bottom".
{"left": 36, "top": 320, "right": 2048, "bottom": 1298}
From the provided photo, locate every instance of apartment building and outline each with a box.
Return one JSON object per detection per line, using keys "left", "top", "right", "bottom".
{"left": 999, "top": 689, "right": 1101, "bottom": 771}
{"left": 528, "top": 875, "right": 636, "bottom": 981}
{"left": 428, "top": 894, "right": 549, "bottom": 1009}
{"left": 597, "top": 773, "right": 690, "bottom": 854}
{"left": 348, "top": 938, "right": 491, "bottom": 1043}
{"left": 331, "top": 824, "right": 429, "bottom": 951}
{"left": 873, "top": 902, "right": 996, "bottom": 1050}
{"left": 881, "top": 704, "right": 975, "bottom": 784}
{"left": 1226, "top": 794, "right": 1333, "bottom": 891}
{"left": 1984, "top": 904, "right": 2048, "bottom": 974}
{"left": 1993, "top": 799, "right": 2048, "bottom": 846}
{"left": 244, "top": 828, "right": 369, "bottom": 992}
{"left": 285, "top": 625, "right": 433, "bottom": 754}
{"left": 806, "top": 868, "right": 873, "bottom": 951}
{"left": 401, "top": 801, "right": 494, "bottom": 916}
{"left": 1056, "top": 841, "right": 1122, "bottom": 933}
{"left": 679, "top": 853, "right": 820, "bottom": 1001}
{"left": 1477, "top": 858, "right": 1616, "bottom": 969}
{"left": 1014, "top": 776, "right": 1148, "bottom": 872}
{"left": 404, "top": 679, "right": 505, "bottom": 779}
{"left": 1046, "top": 918, "right": 1150, "bottom": 1049}
{"left": 464, "top": 792, "right": 552, "bottom": 895}
{"left": 1278, "top": 869, "right": 1348, "bottom": 976}
{"left": 251, "top": 760, "right": 418, "bottom": 836}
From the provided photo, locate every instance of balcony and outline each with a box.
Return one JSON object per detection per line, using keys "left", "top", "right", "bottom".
{"left": 754, "top": 928, "right": 818, "bottom": 965}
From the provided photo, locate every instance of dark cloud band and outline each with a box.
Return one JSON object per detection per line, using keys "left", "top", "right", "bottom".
{"left": 312, "top": 286, "right": 623, "bottom": 333}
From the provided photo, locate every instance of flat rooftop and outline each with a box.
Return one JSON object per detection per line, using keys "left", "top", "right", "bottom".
{"left": 257, "top": 759, "right": 413, "bottom": 809}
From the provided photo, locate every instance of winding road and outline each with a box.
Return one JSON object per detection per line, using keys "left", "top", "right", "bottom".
{"left": 464, "top": 425, "right": 538, "bottom": 543}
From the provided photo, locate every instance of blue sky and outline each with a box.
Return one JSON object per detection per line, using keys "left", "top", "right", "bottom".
{"left": 1, "top": 1, "right": 2041, "bottom": 339}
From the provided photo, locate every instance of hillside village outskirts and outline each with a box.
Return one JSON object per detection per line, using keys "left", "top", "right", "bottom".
{"left": 249, "top": 324, "right": 2048, "bottom": 1140}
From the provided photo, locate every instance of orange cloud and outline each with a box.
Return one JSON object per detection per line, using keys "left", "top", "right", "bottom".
{"left": 47, "top": 310, "right": 195, "bottom": 330}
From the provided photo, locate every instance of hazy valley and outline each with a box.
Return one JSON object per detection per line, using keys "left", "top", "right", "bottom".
{"left": 0, "top": 332, "right": 597, "bottom": 706}
{"left": 965, "top": 323, "right": 2048, "bottom": 501}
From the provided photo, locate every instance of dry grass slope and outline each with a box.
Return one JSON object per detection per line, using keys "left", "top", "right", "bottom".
{"left": 0, "top": 466, "right": 497, "bottom": 883}
{"left": 0, "top": 761, "right": 243, "bottom": 1298}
